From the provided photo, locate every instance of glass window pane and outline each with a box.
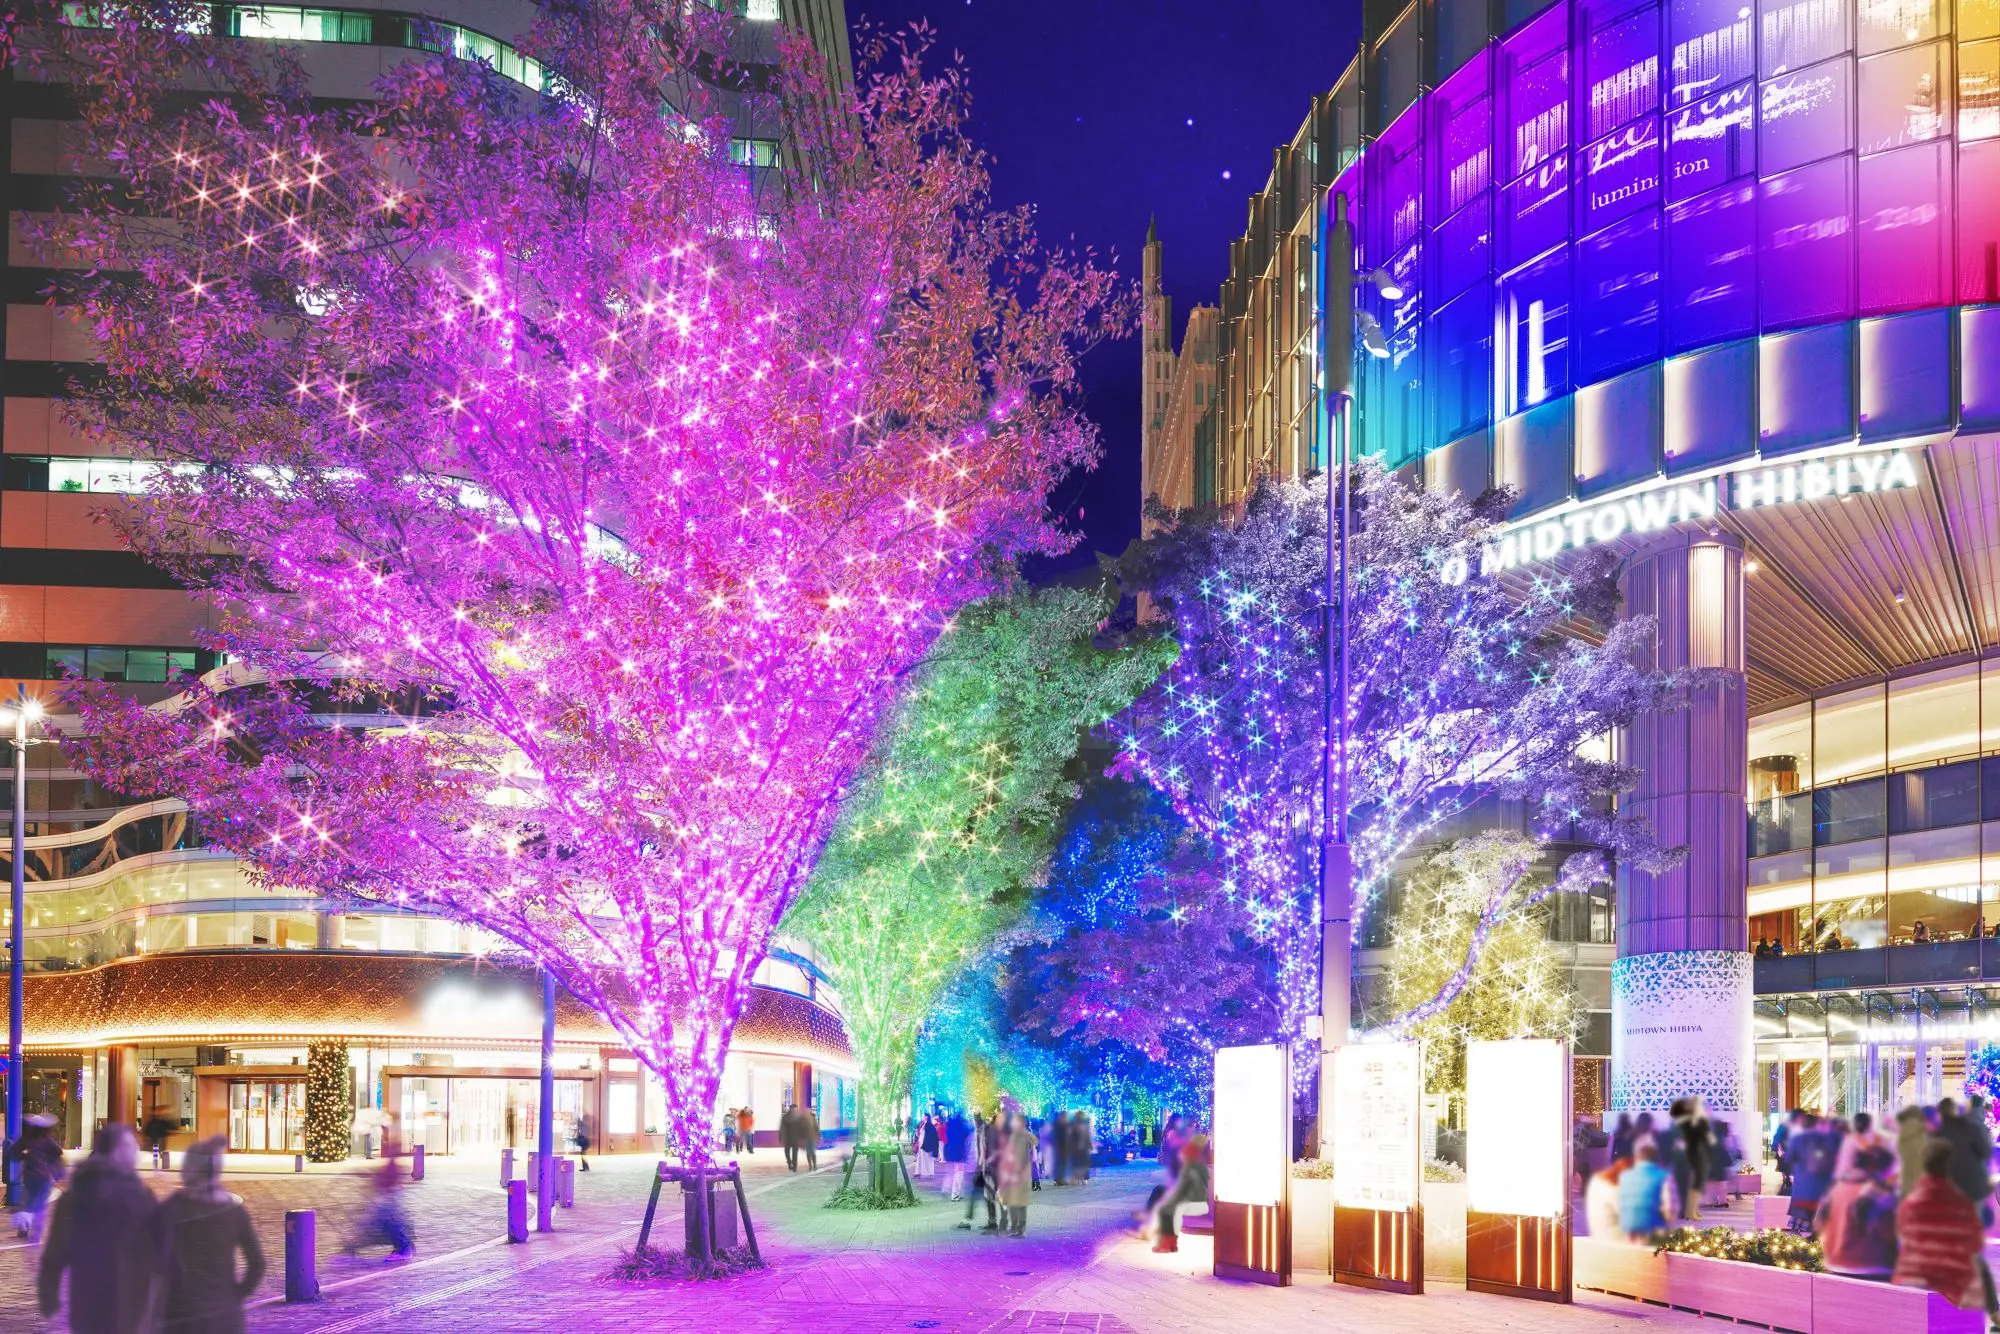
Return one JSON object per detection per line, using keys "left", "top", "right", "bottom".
{"left": 1665, "top": 338, "right": 1757, "bottom": 469}
{"left": 1964, "top": 39, "right": 2000, "bottom": 139}
{"left": 1857, "top": 0, "right": 1946, "bottom": 52}
{"left": 1435, "top": 198, "right": 1494, "bottom": 302}
{"left": 1971, "top": 0, "right": 2000, "bottom": 40}
{"left": 1576, "top": 363, "right": 1662, "bottom": 492}
{"left": 1859, "top": 308, "right": 1953, "bottom": 437}
{"left": 1761, "top": 0, "right": 1854, "bottom": 77}
{"left": 1666, "top": 181, "right": 1757, "bottom": 347}
{"left": 1750, "top": 849, "right": 1814, "bottom": 947}
{"left": 1501, "top": 247, "right": 1572, "bottom": 411}
{"left": 1433, "top": 54, "right": 1494, "bottom": 217}
{"left": 1888, "top": 660, "right": 1968, "bottom": 768}
{"left": 1752, "top": 702, "right": 1815, "bottom": 794}
{"left": 1984, "top": 661, "right": 2000, "bottom": 753}
{"left": 1502, "top": 9, "right": 1572, "bottom": 180}
{"left": 1888, "top": 758, "right": 1981, "bottom": 830}
{"left": 1816, "top": 777, "right": 1888, "bottom": 842}
{"left": 85, "top": 648, "right": 127, "bottom": 682}
{"left": 1672, "top": 0, "right": 1758, "bottom": 102}
{"left": 1582, "top": 118, "right": 1665, "bottom": 232}
{"left": 1858, "top": 43, "right": 1950, "bottom": 153}
{"left": 1761, "top": 157, "right": 1856, "bottom": 329}
{"left": 1578, "top": 209, "right": 1664, "bottom": 380}
{"left": 1431, "top": 282, "right": 1495, "bottom": 438}
{"left": 1961, "top": 140, "right": 2000, "bottom": 304}
{"left": 1813, "top": 838, "right": 1887, "bottom": 949}
{"left": 1760, "top": 58, "right": 1854, "bottom": 173}
{"left": 1669, "top": 80, "right": 1756, "bottom": 200}
{"left": 1858, "top": 143, "right": 1950, "bottom": 314}
{"left": 1816, "top": 683, "right": 1888, "bottom": 784}
{"left": 49, "top": 459, "right": 89, "bottom": 492}
{"left": 1887, "top": 824, "right": 1982, "bottom": 944}
{"left": 1585, "top": 3, "right": 1664, "bottom": 141}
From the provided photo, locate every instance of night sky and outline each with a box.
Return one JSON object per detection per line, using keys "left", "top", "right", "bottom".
{"left": 847, "top": 2, "right": 1363, "bottom": 572}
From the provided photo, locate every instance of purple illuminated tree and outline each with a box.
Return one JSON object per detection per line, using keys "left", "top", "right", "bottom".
{"left": 1112, "top": 465, "right": 1688, "bottom": 1066}
{"left": 25, "top": 1, "right": 1127, "bottom": 1172}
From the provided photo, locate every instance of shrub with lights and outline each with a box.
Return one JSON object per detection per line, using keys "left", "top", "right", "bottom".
{"left": 27, "top": 0, "right": 1128, "bottom": 1237}
{"left": 1650, "top": 1226, "right": 1823, "bottom": 1272}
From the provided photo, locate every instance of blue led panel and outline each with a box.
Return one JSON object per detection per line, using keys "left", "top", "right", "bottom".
{"left": 1583, "top": 3, "right": 1662, "bottom": 142}
{"left": 1496, "top": 396, "right": 1576, "bottom": 514}
{"left": 1432, "top": 282, "right": 1497, "bottom": 438}
{"left": 1670, "top": 0, "right": 1756, "bottom": 104}
{"left": 1759, "top": 322, "right": 1854, "bottom": 455}
{"left": 1858, "top": 310, "right": 1951, "bottom": 441}
{"left": 1758, "top": 58, "right": 1852, "bottom": 174}
{"left": 1581, "top": 117, "right": 1663, "bottom": 232}
{"left": 1576, "top": 363, "right": 1662, "bottom": 495}
{"left": 1759, "top": 156, "right": 1854, "bottom": 329}
{"left": 1664, "top": 339, "right": 1756, "bottom": 472}
{"left": 1964, "top": 306, "right": 2000, "bottom": 432}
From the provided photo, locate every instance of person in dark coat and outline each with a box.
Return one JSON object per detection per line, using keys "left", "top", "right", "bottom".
{"left": 155, "top": 1137, "right": 265, "bottom": 1334}
{"left": 1677, "top": 1097, "right": 1714, "bottom": 1219}
{"left": 12, "top": 1116, "right": 66, "bottom": 1241}
{"left": 779, "top": 1105, "right": 802, "bottom": 1173}
{"left": 801, "top": 1105, "right": 820, "bottom": 1172}
{"left": 1938, "top": 1096, "right": 1996, "bottom": 1221}
{"left": 38, "top": 1123, "right": 161, "bottom": 1334}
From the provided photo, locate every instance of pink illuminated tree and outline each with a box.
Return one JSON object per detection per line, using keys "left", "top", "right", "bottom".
{"left": 25, "top": 0, "right": 1127, "bottom": 1175}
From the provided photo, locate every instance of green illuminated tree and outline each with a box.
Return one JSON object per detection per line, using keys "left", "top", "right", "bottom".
{"left": 786, "top": 585, "right": 1173, "bottom": 1168}
{"left": 304, "top": 1039, "right": 352, "bottom": 1163}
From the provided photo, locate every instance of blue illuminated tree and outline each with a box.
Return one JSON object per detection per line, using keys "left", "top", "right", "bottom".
{"left": 1111, "top": 463, "right": 1691, "bottom": 1066}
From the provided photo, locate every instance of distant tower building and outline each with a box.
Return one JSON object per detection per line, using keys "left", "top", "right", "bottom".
{"left": 1140, "top": 220, "right": 1174, "bottom": 522}
{"left": 1138, "top": 222, "right": 1217, "bottom": 534}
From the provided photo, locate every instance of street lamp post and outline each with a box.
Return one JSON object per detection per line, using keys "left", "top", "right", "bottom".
{"left": 5, "top": 687, "right": 43, "bottom": 1208}
{"left": 1317, "top": 192, "right": 1399, "bottom": 1158}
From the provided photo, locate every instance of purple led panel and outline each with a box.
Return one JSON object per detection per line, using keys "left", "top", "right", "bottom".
{"left": 1963, "top": 140, "right": 2000, "bottom": 305}
{"left": 1372, "top": 111, "right": 1426, "bottom": 262}
{"left": 1578, "top": 209, "right": 1663, "bottom": 379}
{"left": 1665, "top": 180, "right": 1755, "bottom": 348}
{"left": 1668, "top": 80, "right": 1755, "bottom": 200}
{"left": 1433, "top": 53, "right": 1495, "bottom": 218}
{"left": 1583, "top": 3, "right": 1663, "bottom": 142}
{"left": 1758, "top": 57, "right": 1852, "bottom": 174}
{"left": 1857, "top": 43, "right": 1950, "bottom": 156}
{"left": 1759, "top": 0, "right": 1850, "bottom": 80}
{"left": 1581, "top": 117, "right": 1663, "bottom": 231}
{"left": 1502, "top": 7, "right": 1573, "bottom": 179}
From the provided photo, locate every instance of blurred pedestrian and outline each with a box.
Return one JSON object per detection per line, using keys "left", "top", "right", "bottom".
{"left": 780, "top": 1104, "right": 802, "bottom": 1173}
{"left": 1050, "top": 1110, "right": 1070, "bottom": 1186}
{"left": 942, "top": 1108, "right": 971, "bottom": 1200}
{"left": 1774, "top": 1108, "right": 1803, "bottom": 1194}
{"left": 996, "top": 1111, "right": 1035, "bottom": 1237}
{"left": 143, "top": 1112, "right": 176, "bottom": 1172}
{"left": 1895, "top": 1140, "right": 1998, "bottom": 1323}
{"left": 1585, "top": 1158, "right": 1627, "bottom": 1240}
{"left": 1150, "top": 1133, "right": 1210, "bottom": 1253}
{"left": 737, "top": 1106, "right": 755, "bottom": 1155}
{"left": 1815, "top": 1146, "right": 1899, "bottom": 1280}
{"left": 1786, "top": 1112, "right": 1838, "bottom": 1235}
{"left": 1617, "top": 1143, "right": 1676, "bottom": 1239}
{"left": 1937, "top": 1096, "right": 1995, "bottom": 1224}
{"left": 801, "top": 1104, "right": 820, "bottom": 1172}
{"left": 11, "top": 1114, "right": 65, "bottom": 1241}
{"left": 1160, "top": 1114, "right": 1187, "bottom": 1184}
{"left": 955, "top": 1112, "right": 1000, "bottom": 1233}
{"left": 359, "top": 1156, "right": 415, "bottom": 1260}
{"left": 573, "top": 1111, "right": 592, "bottom": 1172}
{"left": 919, "top": 1111, "right": 941, "bottom": 1181}
{"left": 1677, "top": 1097, "right": 1713, "bottom": 1219}
{"left": 1071, "top": 1111, "right": 1094, "bottom": 1184}
{"left": 1834, "top": 1110, "right": 1892, "bottom": 1185}
{"left": 1897, "top": 1106, "right": 1931, "bottom": 1200}
{"left": 37, "top": 1123, "right": 160, "bottom": 1334}
{"left": 154, "top": 1136, "right": 265, "bottom": 1334}
{"left": 1610, "top": 1112, "right": 1636, "bottom": 1162}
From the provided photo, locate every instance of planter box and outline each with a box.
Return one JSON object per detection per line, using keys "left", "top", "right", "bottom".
{"left": 1421, "top": 1180, "right": 1467, "bottom": 1281}
{"left": 1291, "top": 1177, "right": 1332, "bottom": 1274}
{"left": 1575, "top": 1237, "right": 1982, "bottom": 1334}
{"left": 1754, "top": 1194, "right": 1794, "bottom": 1229}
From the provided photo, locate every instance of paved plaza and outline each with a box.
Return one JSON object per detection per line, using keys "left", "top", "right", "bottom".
{"left": 1, "top": 1149, "right": 1743, "bottom": 1333}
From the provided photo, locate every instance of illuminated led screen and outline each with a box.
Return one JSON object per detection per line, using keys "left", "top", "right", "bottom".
{"left": 1337, "top": 0, "right": 2000, "bottom": 513}
{"left": 1331, "top": 1041, "right": 1423, "bottom": 1211}
{"left": 1465, "top": 1039, "right": 1570, "bottom": 1217}
{"left": 1213, "top": 1043, "right": 1288, "bottom": 1207}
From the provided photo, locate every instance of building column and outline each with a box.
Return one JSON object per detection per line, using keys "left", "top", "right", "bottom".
{"left": 104, "top": 1044, "right": 141, "bottom": 1132}
{"left": 1611, "top": 530, "right": 1753, "bottom": 1123}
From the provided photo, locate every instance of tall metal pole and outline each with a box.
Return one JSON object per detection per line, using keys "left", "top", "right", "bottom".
{"left": 6, "top": 689, "right": 28, "bottom": 1207}
{"left": 1317, "top": 194, "right": 1356, "bottom": 1160}
{"left": 537, "top": 967, "right": 555, "bottom": 1233}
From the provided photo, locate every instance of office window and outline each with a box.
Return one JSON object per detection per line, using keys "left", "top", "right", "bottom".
{"left": 1501, "top": 247, "right": 1573, "bottom": 412}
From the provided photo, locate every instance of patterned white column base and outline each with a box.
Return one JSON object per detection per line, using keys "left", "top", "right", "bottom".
{"left": 1610, "top": 949, "right": 1754, "bottom": 1118}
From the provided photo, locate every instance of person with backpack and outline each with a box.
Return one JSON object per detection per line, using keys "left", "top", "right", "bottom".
{"left": 1786, "top": 1112, "right": 1839, "bottom": 1235}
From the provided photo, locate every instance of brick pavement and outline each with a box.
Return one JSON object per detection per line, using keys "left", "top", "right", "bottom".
{"left": 1, "top": 1151, "right": 1740, "bottom": 1333}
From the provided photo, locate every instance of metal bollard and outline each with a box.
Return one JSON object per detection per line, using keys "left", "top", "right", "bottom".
{"left": 284, "top": 1210, "right": 320, "bottom": 1303}
{"left": 499, "top": 1147, "right": 514, "bottom": 1187}
{"left": 505, "top": 1179, "right": 528, "bottom": 1243}
{"left": 527, "top": 1151, "right": 539, "bottom": 1194}
{"left": 411, "top": 1144, "right": 425, "bottom": 1181}
{"left": 557, "top": 1156, "right": 575, "bottom": 1208}
{"left": 294, "top": 1153, "right": 305, "bottom": 1174}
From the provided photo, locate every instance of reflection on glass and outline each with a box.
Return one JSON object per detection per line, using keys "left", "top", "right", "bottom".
{"left": 1761, "top": 0, "right": 1853, "bottom": 77}
{"left": 1888, "top": 662, "right": 1979, "bottom": 768}
{"left": 1670, "top": 80, "right": 1756, "bottom": 199}
{"left": 1501, "top": 247, "right": 1572, "bottom": 410}
{"left": 1673, "top": 0, "right": 1758, "bottom": 102}
{"left": 1860, "top": 143, "right": 1949, "bottom": 313}
{"left": 1815, "top": 684, "right": 1888, "bottom": 785}
{"left": 1582, "top": 118, "right": 1664, "bottom": 231}
{"left": 1858, "top": 43, "right": 1950, "bottom": 153}
{"left": 1587, "top": 6, "right": 1663, "bottom": 140}
{"left": 1813, "top": 838, "right": 1888, "bottom": 947}
{"left": 1857, "top": 0, "right": 1945, "bottom": 54}
{"left": 1963, "top": 40, "right": 2000, "bottom": 139}
{"left": 1577, "top": 211, "right": 1664, "bottom": 379}
{"left": 1759, "top": 59, "right": 1854, "bottom": 173}
{"left": 1760, "top": 157, "right": 1856, "bottom": 327}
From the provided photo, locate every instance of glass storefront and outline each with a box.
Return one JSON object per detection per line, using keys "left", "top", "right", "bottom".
{"left": 1749, "top": 660, "right": 2000, "bottom": 956}
{"left": 1754, "top": 986, "right": 1990, "bottom": 1131}
{"left": 227, "top": 1079, "right": 306, "bottom": 1153}
{"left": 390, "top": 1072, "right": 592, "bottom": 1155}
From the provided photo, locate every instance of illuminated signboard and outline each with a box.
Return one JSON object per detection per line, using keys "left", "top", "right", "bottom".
{"left": 1466, "top": 1039, "right": 1569, "bottom": 1218}
{"left": 1331, "top": 1041, "right": 1422, "bottom": 1212}
{"left": 1214, "top": 1043, "right": 1288, "bottom": 1207}
{"left": 1480, "top": 446, "right": 1919, "bottom": 572}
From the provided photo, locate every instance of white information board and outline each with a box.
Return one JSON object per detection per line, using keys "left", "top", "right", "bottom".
{"left": 1466, "top": 1038, "right": 1567, "bottom": 1217}
{"left": 1331, "top": 1041, "right": 1421, "bottom": 1212}
{"left": 1213, "top": 1043, "right": 1287, "bottom": 1207}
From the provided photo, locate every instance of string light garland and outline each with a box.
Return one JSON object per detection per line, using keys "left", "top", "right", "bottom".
{"left": 304, "top": 1038, "right": 351, "bottom": 1163}
{"left": 26, "top": 1, "right": 1130, "bottom": 1166}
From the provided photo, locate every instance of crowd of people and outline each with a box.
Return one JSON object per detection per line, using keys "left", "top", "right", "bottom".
{"left": 1585, "top": 1093, "right": 2000, "bottom": 1325}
